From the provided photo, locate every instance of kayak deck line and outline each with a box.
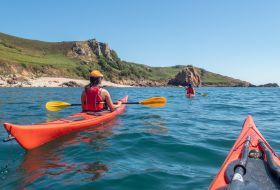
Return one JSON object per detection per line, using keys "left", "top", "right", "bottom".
{"left": 232, "top": 124, "right": 278, "bottom": 158}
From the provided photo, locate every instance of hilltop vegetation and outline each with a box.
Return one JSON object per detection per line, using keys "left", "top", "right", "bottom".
{"left": 199, "top": 69, "right": 249, "bottom": 86}
{"left": 0, "top": 32, "right": 249, "bottom": 86}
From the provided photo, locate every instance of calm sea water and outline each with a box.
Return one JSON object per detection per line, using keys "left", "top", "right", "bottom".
{"left": 0, "top": 87, "right": 280, "bottom": 190}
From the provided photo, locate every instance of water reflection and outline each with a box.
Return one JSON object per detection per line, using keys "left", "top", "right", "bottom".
{"left": 65, "top": 161, "right": 109, "bottom": 183}
{"left": 143, "top": 114, "right": 168, "bottom": 135}
{"left": 18, "top": 119, "right": 121, "bottom": 187}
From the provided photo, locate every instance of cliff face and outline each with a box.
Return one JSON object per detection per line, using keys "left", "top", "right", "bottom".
{"left": 67, "top": 39, "right": 114, "bottom": 62}
{"left": 168, "top": 65, "right": 201, "bottom": 87}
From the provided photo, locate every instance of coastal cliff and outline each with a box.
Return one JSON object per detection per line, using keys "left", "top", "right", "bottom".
{"left": 0, "top": 32, "right": 277, "bottom": 87}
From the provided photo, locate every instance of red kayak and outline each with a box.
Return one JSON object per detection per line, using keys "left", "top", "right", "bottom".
{"left": 3, "top": 96, "right": 128, "bottom": 150}
{"left": 186, "top": 93, "right": 195, "bottom": 98}
{"left": 209, "top": 115, "right": 280, "bottom": 190}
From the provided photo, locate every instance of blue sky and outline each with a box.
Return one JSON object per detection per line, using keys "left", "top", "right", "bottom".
{"left": 1, "top": 0, "right": 280, "bottom": 84}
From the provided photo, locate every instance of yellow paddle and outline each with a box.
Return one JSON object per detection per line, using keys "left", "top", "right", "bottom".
{"left": 199, "top": 93, "right": 208, "bottom": 97}
{"left": 46, "top": 96, "right": 167, "bottom": 112}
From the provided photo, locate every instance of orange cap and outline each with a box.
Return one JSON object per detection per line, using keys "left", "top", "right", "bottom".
{"left": 90, "top": 70, "right": 103, "bottom": 78}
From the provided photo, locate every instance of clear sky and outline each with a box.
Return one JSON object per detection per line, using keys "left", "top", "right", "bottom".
{"left": 1, "top": 0, "right": 280, "bottom": 84}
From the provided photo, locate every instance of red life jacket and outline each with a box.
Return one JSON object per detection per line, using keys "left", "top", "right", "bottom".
{"left": 187, "top": 87, "right": 194, "bottom": 94}
{"left": 81, "top": 86, "right": 104, "bottom": 112}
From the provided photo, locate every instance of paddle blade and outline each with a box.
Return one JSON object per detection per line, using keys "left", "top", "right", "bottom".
{"left": 45, "top": 101, "right": 71, "bottom": 112}
{"left": 200, "top": 93, "right": 208, "bottom": 97}
{"left": 140, "top": 97, "right": 167, "bottom": 108}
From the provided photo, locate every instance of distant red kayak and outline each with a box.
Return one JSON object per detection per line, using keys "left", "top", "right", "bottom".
{"left": 186, "top": 93, "right": 195, "bottom": 98}
{"left": 3, "top": 96, "right": 128, "bottom": 150}
{"left": 209, "top": 115, "right": 280, "bottom": 190}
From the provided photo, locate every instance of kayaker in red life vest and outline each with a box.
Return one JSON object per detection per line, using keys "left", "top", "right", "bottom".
{"left": 81, "top": 70, "right": 122, "bottom": 112}
{"left": 186, "top": 82, "right": 195, "bottom": 95}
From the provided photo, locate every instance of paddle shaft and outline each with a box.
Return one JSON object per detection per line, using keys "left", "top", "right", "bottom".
{"left": 228, "top": 136, "right": 251, "bottom": 189}
{"left": 71, "top": 104, "right": 82, "bottom": 106}
{"left": 68, "top": 102, "right": 140, "bottom": 106}
{"left": 122, "top": 102, "right": 139, "bottom": 104}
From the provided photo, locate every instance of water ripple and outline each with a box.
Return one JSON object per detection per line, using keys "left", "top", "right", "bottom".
{"left": 0, "top": 87, "right": 280, "bottom": 189}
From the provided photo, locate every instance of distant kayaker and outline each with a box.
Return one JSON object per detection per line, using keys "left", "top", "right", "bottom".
{"left": 186, "top": 82, "right": 195, "bottom": 95}
{"left": 81, "top": 70, "right": 122, "bottom": 112}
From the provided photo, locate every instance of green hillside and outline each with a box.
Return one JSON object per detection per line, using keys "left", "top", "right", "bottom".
{"left": 0, "top": 32, "right": 249, "bottom": 86}
{"left": 199, "top": 69, "right": 248, "bottom": 86}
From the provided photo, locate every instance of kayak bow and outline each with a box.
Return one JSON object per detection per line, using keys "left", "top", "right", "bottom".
{"left": 209, "top": 115, "right": 280, "bottom": 190}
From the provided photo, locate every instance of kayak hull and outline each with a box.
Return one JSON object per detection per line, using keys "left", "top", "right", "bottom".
{"left": 186, "top": 93, "right": 195, "bottom": 98}
{"left": 4, "top": 96, "right": 128, "bottom": 150}
{"left": 209, "top": 115, "right": 280, "bottom": 189}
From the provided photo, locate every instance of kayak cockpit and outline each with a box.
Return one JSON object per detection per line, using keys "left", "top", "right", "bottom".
{"left": 220, "top": 139, "right": 280, "bottom": 190}
{"left": 223, "top": 158, "right": 280, "bottom": 189}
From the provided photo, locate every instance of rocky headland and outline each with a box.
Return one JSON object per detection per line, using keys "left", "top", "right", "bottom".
{"left": 249, "top": 83, "right": 279, "bottom": 87}
{"left": 167, "top": 65, "right": 254, "bottom": 87}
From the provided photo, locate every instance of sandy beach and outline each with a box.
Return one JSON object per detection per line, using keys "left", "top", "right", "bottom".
{"left": 0, "top": 75, "right": 132, "bottom": 88}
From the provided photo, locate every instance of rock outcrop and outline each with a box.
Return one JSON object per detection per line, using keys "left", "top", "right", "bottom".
{"left": 168, "top": 65, "right": 201, "bottom": 87}
{"left": 59, "top": 81, "right": 83, "bottom": 87}
{"left": 253, "top": 83, "right": 279, "bottom": 87}
{"left": 0, "top": 74, "right": 31, "bottom": 87}
{"left": 67, "top": 39, "right": 114, "bottom": 62}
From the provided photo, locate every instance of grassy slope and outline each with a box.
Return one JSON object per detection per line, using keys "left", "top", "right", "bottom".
{"left": 0, "top": 33, "right": 90, "bottom": 78}
{"left": 0, "top": 32, "right": 72, "bottom": 53}
{"left": 0, "top": 44, "right": 77, "bottom": 68}
{"left": 0, "top": 32, "right": 78, "bottom": 68}
{"left": 0, "top": 32, "right": 248, "bottom": 85}
{"left": 199, "top": 69, "right": 246, "bottom": 85}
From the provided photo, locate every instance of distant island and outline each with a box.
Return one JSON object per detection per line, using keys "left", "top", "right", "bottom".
{"left": 0, "top": 32, "right": 278, "bottom": 87}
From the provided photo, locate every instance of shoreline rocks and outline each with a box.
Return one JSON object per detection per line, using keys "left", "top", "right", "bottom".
{"left": 249, "top": 83, "right": 279, "bottom": 87}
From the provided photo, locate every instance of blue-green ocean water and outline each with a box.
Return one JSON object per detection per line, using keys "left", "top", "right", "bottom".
{"left": 0, "top": 87, "right": 280, "bottom": 190}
